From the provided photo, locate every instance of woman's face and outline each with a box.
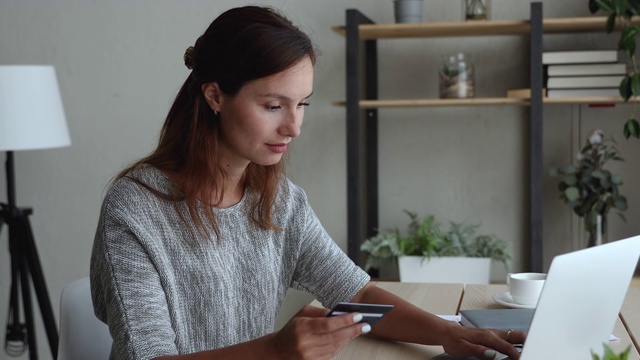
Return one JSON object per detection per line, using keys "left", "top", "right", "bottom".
{"left": 206, "top": 57, "right": 314, "bottom": 171}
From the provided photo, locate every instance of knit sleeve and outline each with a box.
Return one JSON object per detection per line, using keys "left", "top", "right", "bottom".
{"left": 90, "top": 186, "right": 178, "bottom": 360}
{"left": 288, "top": 186, "right": 370, "bottom": 309}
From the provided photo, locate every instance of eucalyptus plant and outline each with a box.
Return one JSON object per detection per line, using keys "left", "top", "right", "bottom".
{"left": 589, "top": 0, "right": 640, "bottom": 139}
{"left": 549, "top": 129, "right": 627, "bottom": 246}
{"left": 360, "top": 211, "right": 511, "bottom": 271}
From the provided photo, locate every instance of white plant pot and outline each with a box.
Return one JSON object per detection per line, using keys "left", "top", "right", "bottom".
{"left": 398, "top": 256, "right": 491, "bottom": 284}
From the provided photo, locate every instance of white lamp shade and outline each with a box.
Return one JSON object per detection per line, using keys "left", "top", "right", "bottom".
{"left": 0, "top": 65, "right": 71, "bottom": 151}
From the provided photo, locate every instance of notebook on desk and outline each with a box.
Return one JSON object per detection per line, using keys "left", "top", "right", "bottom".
{"left": 437, "top": 235, "right": 640, "bottom": 360}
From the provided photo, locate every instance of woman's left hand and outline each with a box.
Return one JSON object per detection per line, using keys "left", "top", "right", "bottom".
{"left": 439, "top": 322, "right": 526, "bottom": 359}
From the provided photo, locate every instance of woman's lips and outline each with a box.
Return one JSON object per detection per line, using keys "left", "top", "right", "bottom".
{"left": 266, "top": 143, "right": 288, "bottom": 153}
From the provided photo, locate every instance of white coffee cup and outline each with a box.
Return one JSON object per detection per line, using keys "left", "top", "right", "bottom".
{"left": 507, "top": 272, "right": 546, "bottom": 306}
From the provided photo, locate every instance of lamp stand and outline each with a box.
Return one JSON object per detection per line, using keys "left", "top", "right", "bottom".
{"left": 1, "top": 151, "right": 58, "bottom": 360}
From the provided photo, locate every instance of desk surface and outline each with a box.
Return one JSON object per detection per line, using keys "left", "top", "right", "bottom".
{"left": 325, "top": 282, "right": 640, "bottom": 359}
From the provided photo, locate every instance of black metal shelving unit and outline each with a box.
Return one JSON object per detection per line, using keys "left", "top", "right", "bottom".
{"left": 343, "top": 3, "right": 545, "bottom": 272}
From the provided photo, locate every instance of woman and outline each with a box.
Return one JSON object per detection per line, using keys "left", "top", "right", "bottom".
{"left": 90, "top": 6, "right": 525, "bottom": 360}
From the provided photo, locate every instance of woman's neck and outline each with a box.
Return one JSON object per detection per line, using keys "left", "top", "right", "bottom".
{"left": 217, "top": 172, "right": 245, "bottom": 208}
{"left": 159, "top": 165, "right": 247, "bottom": 209}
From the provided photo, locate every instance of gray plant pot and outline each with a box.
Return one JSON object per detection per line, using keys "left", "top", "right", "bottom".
{"left": 393, "top": 0, "right": 424, "bottom": 23}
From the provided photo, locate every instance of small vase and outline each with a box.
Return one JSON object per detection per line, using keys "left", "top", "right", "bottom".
{"left": 439, "top": 53, "right": 475, "bottom": 99}
{"left": 584, "top": 212, "right": 607, "bottom": 247}
{"left": 393, "top": 0, "right": 424, "bottom": 23}
{"left": 464, "top": 0, "right": 488, "bottom": 21}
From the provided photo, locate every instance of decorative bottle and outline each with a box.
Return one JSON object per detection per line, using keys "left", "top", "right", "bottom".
{"left": 439, "top": 52, "right": 475, "bottom": 99}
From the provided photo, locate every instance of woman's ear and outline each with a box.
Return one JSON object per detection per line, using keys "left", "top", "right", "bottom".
{"left": 201, "top": 82, "right": 223, "bottom": 112}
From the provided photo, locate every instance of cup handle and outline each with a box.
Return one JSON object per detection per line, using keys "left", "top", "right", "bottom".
{"left": 506, "top": 273, "right": 513, "bottom": 286}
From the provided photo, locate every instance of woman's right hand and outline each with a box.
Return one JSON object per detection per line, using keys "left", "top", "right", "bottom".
{"left": 270, "top": 305, "right": 370, "bottom": 360}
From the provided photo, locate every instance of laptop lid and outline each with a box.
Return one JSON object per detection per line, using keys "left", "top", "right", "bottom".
{"left": 520, "top": 236, "right": 640, "bottom": 360}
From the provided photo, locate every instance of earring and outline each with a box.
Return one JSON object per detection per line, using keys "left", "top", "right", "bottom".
{"left": 213, "top": 109, "right": 219, "bottom": 117}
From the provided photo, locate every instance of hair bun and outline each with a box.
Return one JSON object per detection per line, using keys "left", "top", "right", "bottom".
{"left": 184, "top": 46, "right": 195, "bottom": 70}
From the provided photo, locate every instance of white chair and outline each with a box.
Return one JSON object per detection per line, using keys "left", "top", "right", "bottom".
{"left": 58, "top": 277, "right": 112, "bottom": 360}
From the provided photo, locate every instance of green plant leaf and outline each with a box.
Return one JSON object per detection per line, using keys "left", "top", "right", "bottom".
{"left": 615, "top": 0, "right": 627, "bottom": 14}
{"left": 368, "top": 212, "right": 511, "bottom": 266}
{"left": 561, "top": 163, "right": 577, "bottom": 174}
{"left": 620, "top": 75, "right": 632, "bottom": 100}
{"left": 604, "top": 343, "right": 617, "bottom": 358}
{"left": 549, "top": 167, "right": 559, "bottom": 177}
{"left": 624, "top": 118, "right": 640, "bottom": 138}
{"left": 612, "top": 174, "right": 623, "bottom": 184}
{"left": 595, "top": 0, "right": 615, "bottom": 11}
{"left": 620, "top": 345, "right": 632, "bottom": 360}
{"left": 619, "top": 26, "right": 639, "bottom": 57}
{"left": 563, "top": 174, "right": 578, "bottom": 185}
{"left": 632, "top": 73, "right": 640, "bottom": 96}
{"left": 565, "top": 187, "right": 580, "bottom": 201}
{"left": 614, "top": 195, "right": 629, "bottom": 210}
{"left": 590, "top": 0, "right": 601, "bottom": 13}
{"left": 606, "top": 12, "right": 617, "bottom": 33}
{"left": 592, "top": 343, "right": 633, "bottom": 360}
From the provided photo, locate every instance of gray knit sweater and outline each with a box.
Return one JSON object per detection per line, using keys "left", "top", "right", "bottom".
{"left": 90, "top": 166, "right": 370, "bottom": 360}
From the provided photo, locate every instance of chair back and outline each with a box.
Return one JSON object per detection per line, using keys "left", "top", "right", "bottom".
{"left": 58, "top": 277, "right": 112, "bottom": 360}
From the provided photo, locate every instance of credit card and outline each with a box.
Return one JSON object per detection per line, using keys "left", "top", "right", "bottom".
{"left": 326, "top": 302, "right": 394, "bottom": 326}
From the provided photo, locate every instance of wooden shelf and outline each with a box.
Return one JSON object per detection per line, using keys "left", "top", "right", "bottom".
{"left": 332, "top": 16, "right": 640, "bottom": 39}
{"left": 333, "top": 97, "right": 635, "bottom": 108}
{"left": 544, "top": 96, "right": 635, "bottom": 104}
{"left": 333, "top": 98, "right": 527, "bottom": 108}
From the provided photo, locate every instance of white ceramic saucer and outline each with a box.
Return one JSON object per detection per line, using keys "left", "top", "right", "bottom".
{"left": 492, "top": 291, "right": 536, "bottom": 309}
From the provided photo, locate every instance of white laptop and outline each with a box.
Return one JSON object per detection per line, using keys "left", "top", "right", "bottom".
{"left": 437, "top": 235, "right": 640, "bottom": 360}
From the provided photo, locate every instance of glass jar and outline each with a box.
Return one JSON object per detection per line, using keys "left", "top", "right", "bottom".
{"left": 439, "top": 53, "right": 475, "bottom": 99}
{"left": 465, "top": 0, "right": 488, "bottom": 21}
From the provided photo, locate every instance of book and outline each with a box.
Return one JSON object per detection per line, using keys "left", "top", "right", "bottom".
{"left": 546, "top": 75, "right": 623, "bottom": 89}
{"left": 542, "top": 50, "right": 618, "bottom": 65}
{"left": 459, "top": 309, "right": 534, "bottom": 332}
{"left": 547, "top": 88, "right": 622, "bottom": 98}
{"left": 547, "top": 62, "right": 627, "bottom": 76}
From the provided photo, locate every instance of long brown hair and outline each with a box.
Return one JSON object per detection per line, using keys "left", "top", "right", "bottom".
{"left": 115, "top": 6, "right": 316, "bottom": 239}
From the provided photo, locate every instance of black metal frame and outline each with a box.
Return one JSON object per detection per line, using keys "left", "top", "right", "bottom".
{"left": 1, "top": 151, "right": 59, "bottom": 360}
{"left": 346, "top": 9, "right": 379, "bottom": 269}
{"left": 344, "top": 3, "right": 545, "bottom": 273}
{"left": 529, "top": 2, "right": 544, "bottom": 272}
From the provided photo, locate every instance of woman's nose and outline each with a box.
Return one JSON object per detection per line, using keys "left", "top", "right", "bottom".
{"left": 280, "top": 110, "right": 303, "bottom": 138}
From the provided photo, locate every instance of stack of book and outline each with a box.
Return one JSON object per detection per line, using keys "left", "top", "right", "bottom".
{"left": 543, "top": 50, "right": 626, "bottom": 98}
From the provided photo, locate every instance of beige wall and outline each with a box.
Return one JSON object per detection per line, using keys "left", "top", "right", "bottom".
{"left": 0, "top": 1, "right": 638, "bottom": 359}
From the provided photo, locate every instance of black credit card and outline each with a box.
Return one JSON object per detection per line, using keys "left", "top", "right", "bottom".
{"left": 326, "top": 302, "right": 394, "bottom": 326}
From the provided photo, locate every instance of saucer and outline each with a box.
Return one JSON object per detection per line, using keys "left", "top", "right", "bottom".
{"left": 492, "top": 291, "right": 536, "bottom": 309}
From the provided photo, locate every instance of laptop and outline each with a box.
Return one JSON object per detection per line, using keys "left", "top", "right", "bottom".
{"left": 436, "top": 235, "right": 640, "bottom": 360}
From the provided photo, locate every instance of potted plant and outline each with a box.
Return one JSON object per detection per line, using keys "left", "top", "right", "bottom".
{"left": 592, "top": 344, "right": 631, "bottom": 360}
{"left": 549, "top": 129, "right": 628, "bottom": 247}
{"left": 588, "top": 0, "right": 640, "bottom": 140}
{"left": 360, "top": 210, "right": 511, "bottom": 284}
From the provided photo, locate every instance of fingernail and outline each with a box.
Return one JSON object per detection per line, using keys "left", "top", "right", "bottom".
{"left": 352, "top": 313, "right": 363, "bottom": 323}
{"left": 483, "top": 349, "right": 496, "bottom": 359}
{"left": 361, "top": 324, "right": 371, "bottom": 334}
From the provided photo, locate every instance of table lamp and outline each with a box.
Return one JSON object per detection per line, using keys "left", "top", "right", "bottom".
{"left": 0, "top": 65, "right": 71, "bottom": 359}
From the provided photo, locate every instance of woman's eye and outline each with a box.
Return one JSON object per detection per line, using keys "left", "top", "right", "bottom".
{"left": 298, "top": 102, "right": 310, "bottom": 108}
{"left": 267, "top": 105, "right": 282, "bottom": 111}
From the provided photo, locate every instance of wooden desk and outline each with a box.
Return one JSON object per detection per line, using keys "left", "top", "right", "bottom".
{"left": 621, "top": 286, "right": 640, "bottom": 355}
{"left": 462, "top": 285, "right": 639, "bottom": 360}
{"left": 321, "top": 282, "right": 640, "bottom": 359}
{"left": 314, "top": 282, "right": 464, "bottom": 359}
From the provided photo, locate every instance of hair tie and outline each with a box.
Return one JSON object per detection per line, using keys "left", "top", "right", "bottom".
{"left": 184, "top": 46, "right": 195, "bottom": 70}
